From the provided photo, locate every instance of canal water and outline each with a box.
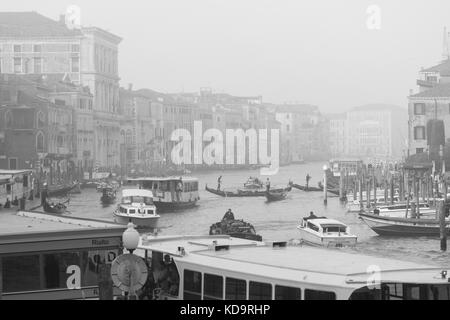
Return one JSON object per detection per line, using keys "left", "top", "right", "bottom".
{"left": 64, "top": 162, "right": 450, "bottom": 267}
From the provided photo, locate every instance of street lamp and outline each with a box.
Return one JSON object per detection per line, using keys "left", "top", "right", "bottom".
{"left": 122, "top": 222, "right": 140, "bottom": 254}
{"left": 323, "top": 165, "right": 328, "bottom": 205}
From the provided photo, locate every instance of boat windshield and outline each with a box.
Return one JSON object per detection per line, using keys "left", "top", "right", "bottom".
{"left": 321, "top": 225, "right": 347, "bottom": 233}
{"left": 123, "top": 196, "right": 153, "bottom": 205}
{"left": 350, "top": 283, "right": 450, "bottom": 300}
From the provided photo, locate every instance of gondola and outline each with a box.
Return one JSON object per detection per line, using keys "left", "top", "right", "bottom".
{"left": 265, "top": 190, "right": 288, "bottom": 202}
{"left": 206, "top": 185, "right": 291, "bottom": 198}
{"left": 292, "top": 183, "right": 340, "bottom": 196}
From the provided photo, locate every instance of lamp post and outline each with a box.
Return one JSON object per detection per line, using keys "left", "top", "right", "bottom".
{"left": 323, "top": 165, "right": 328, "bottom": 205}
{"left": 121, "top": 223, "right": 140, "bottom": 300}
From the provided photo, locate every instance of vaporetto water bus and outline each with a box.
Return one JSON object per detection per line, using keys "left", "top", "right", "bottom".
{"left": 135, "top": 235, "right": 450, "bottom": 300}
{"left": 128, "top": 177, "right": 199, "bottom": 212}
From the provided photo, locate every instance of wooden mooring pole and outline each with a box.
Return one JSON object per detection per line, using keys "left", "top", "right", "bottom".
{"left": 438, "top": 200, "right": 447, "bottom": 252}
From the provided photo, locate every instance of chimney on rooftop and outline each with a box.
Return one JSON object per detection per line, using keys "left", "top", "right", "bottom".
{"left": 59, "top": 14, "right": 66, "bottom": 26}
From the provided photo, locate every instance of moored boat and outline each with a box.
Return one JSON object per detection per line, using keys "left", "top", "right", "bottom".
{"left": 297, "top": 216, "right": 357, "bottom": 247}
{"left": 359, "top": 212, "right": 450, "bottom": 237}
{"left": 113, "top": 189, "right": 160, "bottom": 228}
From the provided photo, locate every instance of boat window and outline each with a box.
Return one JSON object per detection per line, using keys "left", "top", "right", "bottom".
{"left": 129, "top": 209, "right": 136, "bottom": 214}
{"left": 203, "top": 274, "right": 224, "bottom": 300}
{"left": 226, "top": 278, "right": 247, "bottom": 300}
{"left": 307, "top": 222, "right": 320, "bottom": 232}
{"left": 349, "top": 287, "right": 382, "bottom": 300}
{"left": 275, "top": 285, "right": 301, "bottom": 300}
{"left": 183, "top": 270, "right": 202, "bottom": 300}
{"left": 322, "top": 226, "right": 346, "bottom": 233}
{"left": 381, "top": 283, "right": 429, "bottom": 300}
{"left": 2, "top": 255, "right": 41, "bottom": 293}
{"left": 304, "top": 289, "right": 336, "bottom": 300}
{"left": 249, "top": 281, "right": 272, "bottom": 300}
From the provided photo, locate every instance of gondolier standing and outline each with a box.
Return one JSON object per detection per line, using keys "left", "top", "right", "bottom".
{"left": 217, "top": 176, "right": 222, "bottom": 191}
{"left": 306, "top": 174, "right": 311, "bottom": 189}
{"left": 266, "top": 178, "right": 271, "bottom": 192}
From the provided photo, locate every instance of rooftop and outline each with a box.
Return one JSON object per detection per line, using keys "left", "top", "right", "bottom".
{"left": 421, "top": 59, "right": 450, "bottom": 76}
{"left": 0, "top": 211, "right": 124, "bottom": 237}
{"left": 0, "top": 11, "right": 82, "bottom": 38}
{"left": 410, "top": 83, "right": 450, "bottom": 98}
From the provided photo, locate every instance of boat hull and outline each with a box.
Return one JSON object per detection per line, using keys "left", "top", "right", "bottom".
{"left": 297, "top": 228, "right": 357, "bottom": 247}
{"left": 114, "top": 214, "right": 159, "bottom": 228}
{"left": 265, "top": 192, "right": 287, "bottom": 202}
{"left": 359, "top": 213, "right": 450, "bottom": 237}
{"left": 154, "top": 200, "right": 198, "bottom": 212}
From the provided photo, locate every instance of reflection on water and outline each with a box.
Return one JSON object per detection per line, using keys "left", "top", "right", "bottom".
{"left": 64, "top": 163, "right": 450, "bottom": 267}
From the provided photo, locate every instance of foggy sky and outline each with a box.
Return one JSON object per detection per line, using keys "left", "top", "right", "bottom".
{"left": 2, "top": 0, "right": 450, "bottom": 113}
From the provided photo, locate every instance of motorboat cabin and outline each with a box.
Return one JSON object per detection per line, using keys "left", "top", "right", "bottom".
{"left": 297, "top": 217, "right": 357, "bottom": 247}
{"left": 135, "top": 235, "right": 450, "bottom": 300}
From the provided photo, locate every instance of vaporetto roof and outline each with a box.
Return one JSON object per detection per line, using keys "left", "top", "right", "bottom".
{"left": 137, "top": 235, "right": 449, "bottom": 289}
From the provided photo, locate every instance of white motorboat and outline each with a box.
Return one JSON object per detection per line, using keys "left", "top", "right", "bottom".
{"left": 297, "top": 217, "right": 357, "bottom": 247}
{"left": 113, "top": 189, "right": 160, "bottom": 228}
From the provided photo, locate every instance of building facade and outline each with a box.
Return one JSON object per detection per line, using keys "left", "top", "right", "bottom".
{"left": 0, "top": 12, "right": 122, "bottom": 171}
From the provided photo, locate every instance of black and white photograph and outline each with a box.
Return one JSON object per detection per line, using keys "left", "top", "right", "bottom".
{"left": 0, "top": 0, "right": 450, "bottom": 306}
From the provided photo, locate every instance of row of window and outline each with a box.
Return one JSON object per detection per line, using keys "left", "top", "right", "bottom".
{"left": 1, "top": 250, "right": 115, "bottom": 293}
{"left": 141, "top": 181, "right": 199, "bottom": 192}
{"left": 183, "top": 270, "right": 336, "bottom": 300}
{"left": 3, "top": 57, "right": 80, "bottom": 74}
{"left": 413, "top": 103, "right": 450, "bottom": 115}
{"left": 9, "top": 44, "right": 80, "bottom": 53}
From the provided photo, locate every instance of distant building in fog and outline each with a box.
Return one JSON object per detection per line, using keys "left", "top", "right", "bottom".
{"left": 275, "top": 104, "right": 326, "bottom": 162}
{"left": 328, "top": 113, "right": 347, "bottom": 158}
{"left": 0, "top": 11, "right": 122, "bottom": 170}
{"left": 346, "top": 104, "right": 407, "bottom": 160}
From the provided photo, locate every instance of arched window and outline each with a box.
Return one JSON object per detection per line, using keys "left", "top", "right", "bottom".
{"left": 36, "top": 132, "right": 45, "bottom": 153}
{"left": 5, "top": 110, "right": 12, "bottom": 128}
{"left": 36, "top": 111, "right": 45, "bottom": 129}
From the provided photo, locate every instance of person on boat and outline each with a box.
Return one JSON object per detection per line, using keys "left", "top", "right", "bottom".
{"left": 217, "top": 176, "right": 223, "bottom": 191}
{"left": 176, "top": 180, "right": 183, "bottom": 202}
{"left": 223, "top": 209, "right": 235, "bottom": 221}
{"left": 12, "top": 196, "right": 19, "bottom": 206}
{"left": 266, "top": 178, "right": 271, "bottom": 192}
{"left": 307, "top": 211, "right": 318, "bottom": 219}
{"left": 4, "top": 198, "right": 11, "bottom": 209}
{"left": 306, "top": 174, "right": 311, "bottom": 188}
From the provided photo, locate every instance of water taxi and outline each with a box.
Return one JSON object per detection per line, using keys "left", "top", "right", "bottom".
{"left": 128, "top": 177, "right": 199, "bottom": 212}
{"left": 113, "top": 189, "right": 160, "bottom": 228}
{"left": 135, "top": 235, "right": 450, "bottom": 300}
{"left": 297, "top": 217, "right": 357, "bottom": 247}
